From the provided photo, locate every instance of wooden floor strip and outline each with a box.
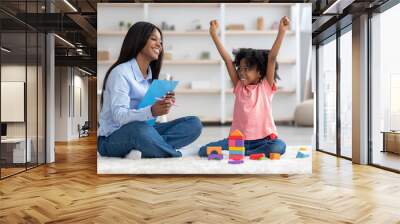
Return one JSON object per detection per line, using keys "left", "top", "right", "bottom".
{"left": 0, "top": 135, "right": 400, "bottom": 223}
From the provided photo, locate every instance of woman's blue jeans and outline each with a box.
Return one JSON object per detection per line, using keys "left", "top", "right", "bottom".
{"left": 98, "top": 116, "right": 203, "bottom": 158}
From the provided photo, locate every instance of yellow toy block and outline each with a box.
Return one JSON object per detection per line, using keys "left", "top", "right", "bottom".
{"left": 270, "top": 153, "right": 281, "bottom": 160}
{"left": 229, "top": 146, "right": 245, "bottom": 151}
{"left": 207, "top": 146, "right": 222, "bottom": 156}
{"left": 299, "top": 146, "right": 308, "bottom": 151}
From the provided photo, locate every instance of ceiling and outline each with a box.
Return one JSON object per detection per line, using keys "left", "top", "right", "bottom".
{"left": 0, "top": 0, "right": 395, "bottom": 75}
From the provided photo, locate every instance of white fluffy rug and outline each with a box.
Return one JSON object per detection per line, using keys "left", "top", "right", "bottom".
{"left": 97, "top": 146, "right": 312, "bottom": 174}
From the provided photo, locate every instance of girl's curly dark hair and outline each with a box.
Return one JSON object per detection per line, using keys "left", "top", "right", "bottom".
{"left": 233, "top": 48, "right": 280, "bottom": 82}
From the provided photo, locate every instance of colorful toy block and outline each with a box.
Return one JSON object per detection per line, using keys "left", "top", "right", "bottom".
{"left": 228, "top": 160, "right": 244, "bottom": 164}
{"left": 250, "top": 153, "right": 266, "bottom": 160}
{"left": 208, "top": 154, "right": 223, "bottom": 160}
{"left": 235, "top": 140, "right": 244, "bottom": 147}
{"left": 229, "top": 150, "right": 244, "bottom": 155}
{"left": 296, "top": 151, "right": 309, "bottom": 159}
{"left": 228, "top": 139, "right": 236, "bottom": 146}
{"left": 228, "top": 129, "right": 245, "bottom": 164}
{"left": 299, "top": 146, "right": 308, "bottom": 151}
{"left": 269, "top": 153, "right": 281, "bottom": 160}
{"left": 207, "top": 146, "right": 222, "bottom": 156}
{"left": 229, "top": 155, "right": 244, "bottom": 160}
{"left": 228, "top": 129, "right": 245, "bottom": 140}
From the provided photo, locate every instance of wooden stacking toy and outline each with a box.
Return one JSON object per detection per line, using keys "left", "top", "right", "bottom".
{"left": 228, "top": 129, "right": 245, "bottom": 164}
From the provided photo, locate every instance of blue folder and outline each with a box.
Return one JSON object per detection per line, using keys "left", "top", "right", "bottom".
{"left": 137, "top": 79, "right": 179, "bottom": 125}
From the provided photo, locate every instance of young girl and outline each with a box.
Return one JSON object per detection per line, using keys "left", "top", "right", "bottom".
{"left": 198, "top": 16, "right": 290, "bottom": 158}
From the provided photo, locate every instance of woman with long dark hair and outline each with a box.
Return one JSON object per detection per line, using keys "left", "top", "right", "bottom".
{"left": 98, "top": 22, "right": 202, "bottom": 158}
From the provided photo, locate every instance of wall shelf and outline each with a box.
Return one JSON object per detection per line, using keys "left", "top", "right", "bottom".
{"left": 150, "top": 3, "right": 220, "bottom": 7}
{"left": 98, "top": 30, "right": 210, "bottom": 36}
{"left": 225, "top": 88, "right": 296, "bottom": 94}
{"left": 98, "top": 59, "right": 221, "bottom": 65}
{"left": 164, "top": 59, "right": 220, "bottom": 65}
{"left": 175, "top": 88, "right": 220, "bottom": 94}
{"left": 225, "top": 30, "right": 294, "bottom": 36}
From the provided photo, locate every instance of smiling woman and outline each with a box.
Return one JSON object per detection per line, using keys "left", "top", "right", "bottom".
{"left": 97, "top": 21, "right": 203, "bottom": 159}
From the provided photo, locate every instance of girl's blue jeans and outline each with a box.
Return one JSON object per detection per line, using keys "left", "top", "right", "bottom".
{"left": 198, "top": 136, "right": 286, "bottom": 157}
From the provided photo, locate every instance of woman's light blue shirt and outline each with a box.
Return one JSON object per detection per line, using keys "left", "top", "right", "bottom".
{"left": 98, "top": 58, "right": 154, "bottom": 137}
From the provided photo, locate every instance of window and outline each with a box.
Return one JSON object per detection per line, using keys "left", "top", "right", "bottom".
{"left": 317, "top": 37, "right": 337, "bottom": 154}
{"left": 371, "top": 3, "right": 400, "bottom": 171}
{"left": 340, "top": 29, "right": 352, "bottom": 158}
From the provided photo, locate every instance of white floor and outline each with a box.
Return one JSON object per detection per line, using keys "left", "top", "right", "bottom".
{"left": 97, "top": 125, "right": 313, "bottom": 174}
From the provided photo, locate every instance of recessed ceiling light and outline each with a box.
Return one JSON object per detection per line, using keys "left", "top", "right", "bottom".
{"left": 323, "top": 0, "right": 354, "bottom": 15}
{"left": 54, "top": 34, "right": 75, "bottom": 48}
{"left": 78, "top": 67, "right": 93, "bottom": 76}
{"left": 1, "top": 47, "right": 11, "bottom": 53}
{"left": 63, "top": 0, "right": 78, "bottom": 12}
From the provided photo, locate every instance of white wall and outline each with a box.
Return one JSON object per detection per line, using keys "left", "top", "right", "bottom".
{"left": 55, "top": 67, "right": 89, "bottom": 141}
{"left": 55, "top": 66, "right": 69, "bottom": 141}
{"left": 298, "top": 4, "right": 312, "bottom": 101}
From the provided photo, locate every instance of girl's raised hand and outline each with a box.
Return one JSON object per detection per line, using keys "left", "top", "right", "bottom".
{"left": 209, "top": 20, "right": 219, "bottom": 36}
{"left": 279, "top": 16, "right": 290, "bottom": 32}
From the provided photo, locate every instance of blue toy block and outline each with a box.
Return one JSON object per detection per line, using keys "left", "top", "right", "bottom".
{"left": 296, "top": 151, "right": 310, "bottom": 159}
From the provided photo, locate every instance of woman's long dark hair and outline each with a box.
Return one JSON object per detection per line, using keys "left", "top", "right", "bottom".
{"left": 100, "top": 21, "right": 164, "bottom": 108}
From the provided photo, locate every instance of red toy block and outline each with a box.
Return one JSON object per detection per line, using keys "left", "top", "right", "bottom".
{"left": 229, "top": 155, "right": 244, "bottom": 161}
{"left": 250, "top": 153, "right": 265, "bottom": 160}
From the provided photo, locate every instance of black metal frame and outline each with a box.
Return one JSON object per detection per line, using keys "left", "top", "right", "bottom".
{"left": 0, "top": 0, "right": 47, "bottom": 180}
{"left": 315, "top": 18, "right": 353, "bottom": 162}
{"left": 336, "top": 23, "right": 341, "bottom": 157}
{"left": 0, "top": 18, "right": 2, "bottom": 179}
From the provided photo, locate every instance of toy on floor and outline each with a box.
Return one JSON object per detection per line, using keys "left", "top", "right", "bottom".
{"left": 228, "top": 129, "right": 245, "bottom": 164}
{"left": 296, "top": 151, "right": 309, "bottom": 159}
{"left": 207, "top": 146, "right": 223, "bottom": 160}
{"left": 299, "top": 146, "right": 308, "bottom": 151}
{"left": 208, "top": 154, "right": 223, "bottom": 160}
{"left": 228, "top": 160, "right": 244, "bottom": 164}
{"left": 269, "top": 153, "right": 281, "bottom": 160}
{"left": 250, "top": 153, "right": 266, "bottom": 160}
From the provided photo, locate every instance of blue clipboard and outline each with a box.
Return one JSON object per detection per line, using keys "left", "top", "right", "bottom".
{"left": 137, "top": 80, "right": 179, "bottom": 125}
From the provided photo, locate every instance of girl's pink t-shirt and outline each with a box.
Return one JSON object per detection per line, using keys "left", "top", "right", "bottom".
{"left": 230, "top": 79, "right": 277, "bottom": 140}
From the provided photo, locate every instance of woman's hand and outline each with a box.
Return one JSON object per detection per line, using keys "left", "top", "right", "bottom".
{"left": 209, "top": 20, "right": 219, "bottom": 37}
{"left": 164, "top": 92, "right": 176, "bottom": 105}
{"left": 279, "top": 16, "right": 290, "bottom": 32}
{"left": 151, "top": 98, "right": 172, "bottom": 117}
{"left": 150, "top": 92, "right": 175, "bottom": 117}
